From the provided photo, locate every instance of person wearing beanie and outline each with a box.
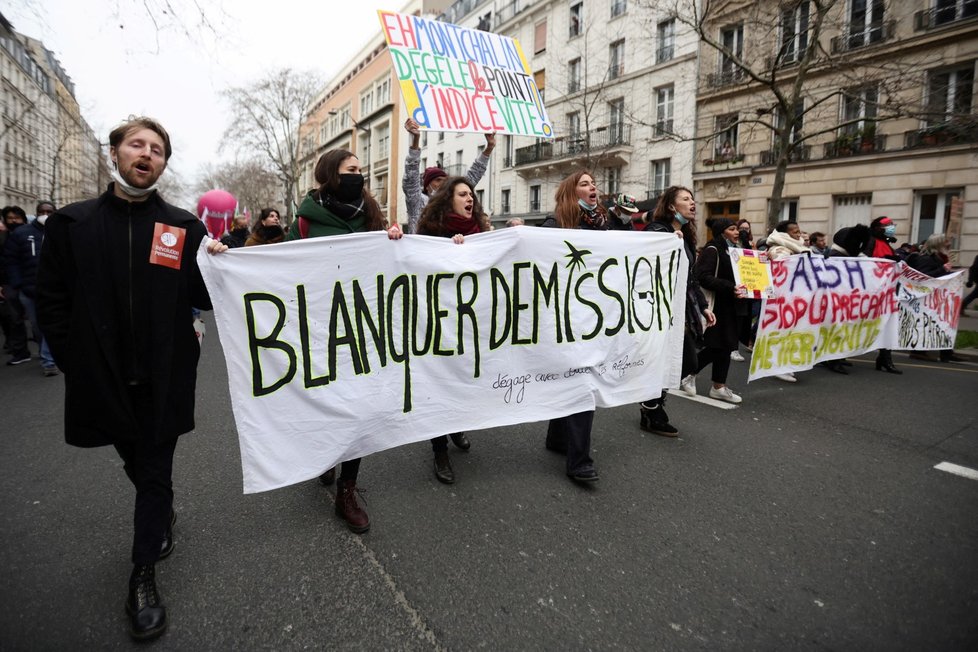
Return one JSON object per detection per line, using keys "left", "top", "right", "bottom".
{"left": 692, "top": 217, "right": 748, "bottom": 404}
{"left": 401, "top": 118, "right": 495, "bottom": 234}
{"left": 862, "top": 216, "right": 903, "bottom": 373}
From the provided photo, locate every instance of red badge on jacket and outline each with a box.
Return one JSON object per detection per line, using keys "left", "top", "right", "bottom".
{"left": 149, "top": 223, "right": 186, "bottom": 269}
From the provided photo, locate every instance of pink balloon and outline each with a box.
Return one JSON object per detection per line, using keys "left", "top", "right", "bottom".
{"left": 196, "top": 189, "right": 237, "bottom": 238}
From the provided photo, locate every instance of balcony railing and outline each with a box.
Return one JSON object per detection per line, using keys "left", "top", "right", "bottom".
{"left": 494, "top": 0, "right": 534, "bottom": 28}
{"left": 707, "top": 68, "right": 746, "bottom": 89}
{"left": 608, "top": 63, "right": 624, "bottom": 80}
{"left": 759, "top": 145, "right": 811, "bottom": 166}
{"left": 830, "top": 20, "right": 895, "bottom": 53}
{"left": 513, "top": 125, "right": 632, "bottom": 166}
{"left": 701, "top": 152, "right": 744, "bottom": 166}
{"left": 656, "top": 45, "right": 674, "bottom": 63}
{"left": 568, "top": 79, "right": 581, "bottom": 93}
{"left": 654, "top": 120, "right": 674, "bottom": 137}
{"left": 443, "top": 164, "right": 466, "bottom": 177}
{"left": 904, "top": 121, "right": 978, "bottom": 148}
{"left": 914, "top": 4, "right": 978, "bottom": 31}
{"left": 824, "top": 133, "right": 887, "bottom": 158}
{"left": 501, "top": 202, "right": 511, "bottom": 214}
{"left": 529, "top": 199, "right": 541, "bottom": 212}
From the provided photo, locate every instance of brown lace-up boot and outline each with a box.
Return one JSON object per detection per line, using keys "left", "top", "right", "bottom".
{"left": 334, "top": 479, "right": 369, "bottom": 533}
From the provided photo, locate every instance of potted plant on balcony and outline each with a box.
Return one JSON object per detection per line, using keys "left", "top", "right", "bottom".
{"left": 858, "top": 124, "right": 876, "bottom": 152}
{"left": 833, "top": 133, "right": 855, "bottom": 156}
{"left": 920, "top": 122, "right": 947, "bottom": 146}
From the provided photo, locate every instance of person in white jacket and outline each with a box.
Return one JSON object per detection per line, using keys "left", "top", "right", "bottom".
{"left": 401, "top": 118, "right": 494, "bottom": 233}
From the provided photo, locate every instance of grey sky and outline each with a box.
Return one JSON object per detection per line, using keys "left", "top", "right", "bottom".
{"left": 2, "top": 0, "right": 393, "bottom": 182}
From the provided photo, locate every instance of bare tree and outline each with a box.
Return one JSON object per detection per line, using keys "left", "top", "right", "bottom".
{"left": 636, "top": 0, "right": 940, "bottom": 231}
{"left": 194, "top": 158, "right": 283, "bottom": 220}
{"left": 221, "top": 69, "right": 322, "bottom": 222}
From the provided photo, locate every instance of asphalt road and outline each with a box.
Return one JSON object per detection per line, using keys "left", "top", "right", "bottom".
{"left": 1, "top": 322, "right": 977, "bottom": 651}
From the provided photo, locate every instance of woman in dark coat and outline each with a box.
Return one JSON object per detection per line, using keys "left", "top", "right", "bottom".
{"left": 289, "top": 148, "right": 403, "bottom": 533}
{"left": 692, "top": 218, "right": 747, "bottom": 404}
{"left": 540, "top": 169, "right": 626, "bottom": 484}
{"left": 640, "top": 186, "right": 715, "bottom": 435}
{"left": 244, "top": 208, "right": 285, "bottom": 246}
{"left": 864, "top": 216, "right": 902, "bottom": 373}
{"left": 415, "top": 177, "right": 488, "bottom": 484}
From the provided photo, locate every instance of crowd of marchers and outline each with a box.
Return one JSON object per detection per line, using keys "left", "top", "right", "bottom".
{"left": 2, "top": 114, "right": 976, "bottom": 643}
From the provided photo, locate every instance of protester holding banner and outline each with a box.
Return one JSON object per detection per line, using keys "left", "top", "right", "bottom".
{"left": 245, "top": 208, "right": 285, "bottom": 246}
{"left": 820, "top": 224, "right": 872, "bottom": 374}
{"left": 962, "top": 255, "right": 978, "bottom": 315}
{"left": 289, "top": 148, "right": 403, "bottom": 532}
{"left": 692, "top": 219, "right": 748, "bottom": 404}
{"left": 906, "top": 233, "right": 966, "bottom": 363}
{"left": 863, "top": 217, "right": 903, "bottom": 374}
{"left": 761, "top": 221, "right": 815, "bottom": 383}
{"left": 640, "top": 186, "right": 714, "bottom": 434}
{"left": 36, "top": 116, "right": 227, "bottom": 641}
{"left": 414, "top": 177, "right": 489, "bottom": 482}
{"left": 540, "top": 170, "right": 612, "bottom": 482}
{"left": 402, "top": 118, "right": 494, "bottom": 234}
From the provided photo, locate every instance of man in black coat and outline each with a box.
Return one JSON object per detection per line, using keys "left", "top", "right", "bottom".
{"left": 36, "top": 116, "right": 227, "bottom": 641}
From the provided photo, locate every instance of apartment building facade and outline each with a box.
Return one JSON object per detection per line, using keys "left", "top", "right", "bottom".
{"left": 1, "top": 14, "right": 104, "bottom": 211}
{"left": 692, "top": 0, "right": 978, "bottom": 262}
{"left": 431, "top": 0, "right": 700, "bottom": 226}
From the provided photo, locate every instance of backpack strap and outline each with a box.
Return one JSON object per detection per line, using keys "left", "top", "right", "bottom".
{"left": 298, "top": 216, "right": 309, "bottom": 239}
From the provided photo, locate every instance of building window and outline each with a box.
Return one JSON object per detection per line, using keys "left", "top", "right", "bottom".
{"left": 534, "top": 19, "right": 547, "bottom": 54}
{"left": 605, "top": 167, "right": 621, "bottom": 195}
{"left": 650, "top": 159, "right": 671, "bottom": 197}
{"left": 848, "top": 0, "right": 886, "bottom": 49}
{"left": 935, "top": 0, "right": 978, "bottom": 25}
{"left": 504, "top": 135, "right": 514, "bottom": 166}
{"left": 776, "top": 101, "right": 805, "bottom": 145}
{"left": 926, "top": 63, "right": 975, "bottom": 126}
{"left": 421, "top": 131, "right": 428, "bottom": 147}
{"left": 376, "top": 123, "right": 390, "bottom": 160}
{"left": 436, "top": 152, "right": 444, "bottom": 167}
{"left": 529, "top": 184, "right": 541, "bottom": 212}
{"left": 476, "top": 189, "right": 484, "bottom": 207}
{"left": 438, "top": 131, "right": 444, "bottom": 143}
{"left": 569, "top": 3, "right": 583, "bottom": 37}
{"left": 376, "top": 77, "right": 391, "bottom": 104}
{"left": 655, "top": 86, "right": 674, "bottom": 135}
{"left": 779, "top": 2, "right": 810, "bottom": 64}
{"left": 841, "top": 86, "right": 878, "bottom": 135}
{"left": 780, "top": 198, "right": 799, "bottom": 222}
{"left": 714, "top": 113, "right": 739, "bottom": 160}
{"left": 376, "top": 173, "right": 389, "bottom": 206}
{"left": 359, "top": 89, "right": 374, "bottom": 117}
{"left": 567, "top": 111, "right": 581, "bottom": 136}
{"left": 568, "top": 58, "right": 582, "bottom": 93}
{"left": 913, "top": 188, "right": 962, "bottom": 244}
{"left": 657, "top": 19, "right": 675, "bottom": 63}
{"left": 534, "top": 69, "right": 546, "bottom": 103}
{"left": 718, "top": 25, "right": 744, "bottom": 84}
{"left": 501, "top": 188, "right": 511, "bottom": 214}
{"left": 609, "top": 40, "right": 625, "bottom": 79}
{"left": 611, "top": 0, "right": 626, "bottom": 18}
{"left": 609, "top": 98, "right": 625, "bottom": 143}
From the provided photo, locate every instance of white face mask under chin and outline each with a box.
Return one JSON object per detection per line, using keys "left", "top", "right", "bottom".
{"left": 111, "top": 164, "right": 158, "bottom": 198}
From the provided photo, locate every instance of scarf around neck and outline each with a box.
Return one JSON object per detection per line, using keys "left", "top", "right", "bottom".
{"left": 443, "top": 212, "right": 483, "bottom": 236}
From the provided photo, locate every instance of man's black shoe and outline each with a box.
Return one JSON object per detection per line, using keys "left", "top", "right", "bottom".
{"left": 159, "top": 511, "right": 176, "bottom": 560}
{"left": 318, "top": 467, "right": 336, "bottom": 486}
{"left": 568, "top": 467, "right": 599, "bottom": 484}
{"left": 434, "top": 451, "right": 455, "bottom": 484}
{"left": 640, "top": 405, "right": 679, "bottom": 437}
{"left": 126, "top": 564, "right": 167, "bottom": 640}
{"left": 449, "top": 432, "right": 471, "bottom": 451}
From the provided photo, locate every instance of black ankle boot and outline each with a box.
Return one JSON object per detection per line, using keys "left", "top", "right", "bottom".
{"left": 875, "top": 350, "right": 902, "bottom": 374}
{"left": 434, "top": 451, "right": 455, "bottom": 484}
{"left": 126, "top": 564, "right": 167, "bottom": 640}
{"left": 639, "top": 400, "right": 678, "bottom": 437}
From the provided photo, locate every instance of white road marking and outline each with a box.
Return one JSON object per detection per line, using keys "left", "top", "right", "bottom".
{"left": 668, "top": 392, "right": 740, "bottom": 410}
{"left": 934, "top": 461, "right": 978, "bottom": 481}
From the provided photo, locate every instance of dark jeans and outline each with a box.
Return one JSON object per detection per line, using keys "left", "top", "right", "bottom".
{"left": 682, "top": 327, "right": 699, "bottom": 378}
{"left": 546, "top": 411, "right": 595, "bottom": 474}
{"left": 697, "top": 347, "right": 732, "bottom": 384}
{"left": 0, "top": 291, "right": 29, "bottom": 357}
{"left": 430, "top": 433, "right": 463, "bottom": 453}
{"left": 339, "top": 458, "right": 361, "bottom": 482}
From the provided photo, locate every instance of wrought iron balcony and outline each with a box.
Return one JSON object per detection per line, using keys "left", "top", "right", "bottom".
{"left": 914, "top": 4, "right": 978, "bottom": 30}
{"left": 830, "top": 20, "right": 895, "bottom": 53}
{"left": 759, "top": 145, "right": 811, "bottom": 166}
{"left": 824, "top": 133, "right": 887, "bottom": 158}
{"left": 707, "top": 68, "right": 746, "bottom": 89}
{"left": 904, "top": 121, "right": 978, "bottom": 148}
{"left": 513, "top": 125, "right": 632, "bottom": 166}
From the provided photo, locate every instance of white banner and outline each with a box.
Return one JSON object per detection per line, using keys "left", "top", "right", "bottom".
{"left": 749, "top": 254, "right": 964, "bottom": 381}
{"left": 198, "top": 228, "right": 685, "bottom": 493}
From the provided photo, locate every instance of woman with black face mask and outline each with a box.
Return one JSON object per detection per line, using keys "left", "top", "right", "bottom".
{"left": 289, "top": 148, "right": 403, "bottom": 534}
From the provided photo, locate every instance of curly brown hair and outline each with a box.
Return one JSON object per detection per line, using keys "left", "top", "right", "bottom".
{"left": 553, "top": 170, "right": 604, "bottom": 229}
{"left": 313, "top": 149, "right": 385, "bottom": 231}
{"left": 416, "top": 177, "right": 489, "bottom": 236}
